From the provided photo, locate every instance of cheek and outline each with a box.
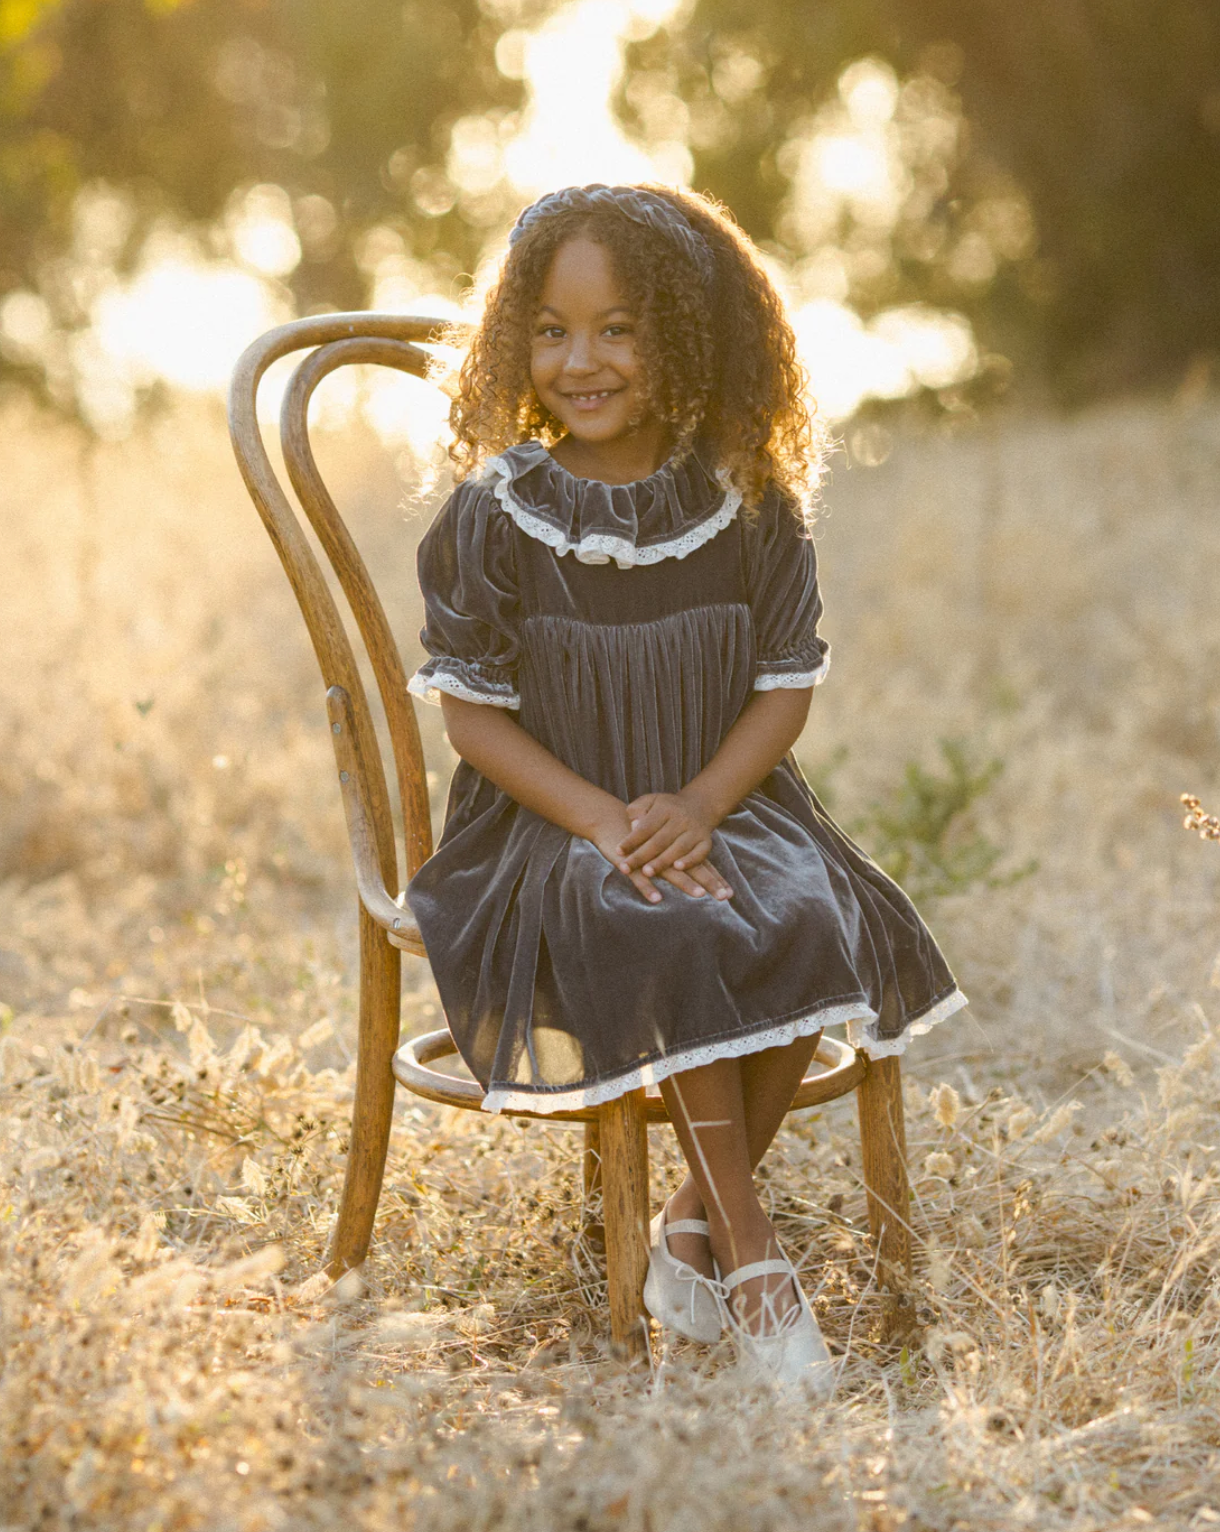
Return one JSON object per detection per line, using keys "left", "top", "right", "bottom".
{"left": 618, "top": 342, "right": 648, "bottom": 390}
{"left": 529, "top": 349, "right": 554, "bottom": 391}
{"left": 621, "top": 351, "right": 651, "bottom": 400}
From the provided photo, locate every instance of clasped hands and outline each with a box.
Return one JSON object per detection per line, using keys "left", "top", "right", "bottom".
{"left": 591, "top": 789, "right": 734, "bottom": 905}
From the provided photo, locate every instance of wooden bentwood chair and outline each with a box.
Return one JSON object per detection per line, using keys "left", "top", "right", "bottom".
{"left": 228, "top": 313, "right": 915, "bottom": 1357}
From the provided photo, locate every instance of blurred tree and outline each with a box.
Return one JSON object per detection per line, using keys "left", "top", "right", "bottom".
{"left": 5, "top": 0, "right": 1219, "bottom": 419}
{"left": 0, "top": 0, "right": 534, "bottom": 405}
{"left": 625, "top": 0, "right": 1220, "bottom": 401}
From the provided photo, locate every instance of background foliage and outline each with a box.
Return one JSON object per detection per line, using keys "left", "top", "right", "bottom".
{"left": 627, "top": 0, "right": 1220, "bottom": 399}
{"left": 2, "top": 0, "right": 1219, "bottom": 417}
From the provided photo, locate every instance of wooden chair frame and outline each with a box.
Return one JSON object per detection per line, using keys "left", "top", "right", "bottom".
{"left": 228, "top": 312, "right": 915, "bottom": 1356}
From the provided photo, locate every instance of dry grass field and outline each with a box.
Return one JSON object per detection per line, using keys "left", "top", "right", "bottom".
{"left": 2, "top": 384, "right": 1220, "bottom": 1529}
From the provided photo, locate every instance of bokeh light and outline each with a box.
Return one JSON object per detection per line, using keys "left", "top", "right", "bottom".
{"left": 6, "top": 1, "right": 984, "bottom": 440}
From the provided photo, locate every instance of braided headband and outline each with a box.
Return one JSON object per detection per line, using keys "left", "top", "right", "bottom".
{"left": 508, "top": 184, "right": 715, "bottom": 285}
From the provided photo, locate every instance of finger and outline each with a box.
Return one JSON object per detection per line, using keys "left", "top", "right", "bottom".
{"left": 627, "top": 867, "right": 662, "bottom": 905}
{"left": 621, "top": 814, "right": 677, "bottom": 863}
{"left": 671, "top": 835, "right": 712, "bottom": 872}
{"left": 660, "top": 867, "right": 707, "bottom": 898}
{"left": 689, "top": 862, "right": 733, "bottom": 900}
{"left": 639, "top": 830, "right": 702, "bottom": 877}
{"left": 618, "top": 805, "right": 670, "bottom": 855}
{"left": 624, "top": 826, "right": 684, "bottom": 872}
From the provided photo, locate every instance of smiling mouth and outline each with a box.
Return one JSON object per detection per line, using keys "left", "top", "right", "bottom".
{"left": 562, "top": 389, "right": 622, "bottom": 403}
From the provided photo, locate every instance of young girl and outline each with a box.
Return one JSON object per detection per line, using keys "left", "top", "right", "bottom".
{"left": 405, "top": 183, "right": 965, "bottom": 1392}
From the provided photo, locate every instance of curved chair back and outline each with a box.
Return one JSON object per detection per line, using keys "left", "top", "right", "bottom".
{"left": 228, "top": 313, "right": 457, "bottom": 1274}
{"left": 228, "top": 313, "right": 453, "bottom": 951}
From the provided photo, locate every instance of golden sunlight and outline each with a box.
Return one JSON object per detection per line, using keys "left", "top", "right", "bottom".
{"left": 74, "top": 1, "right": 979, "bottom": 438}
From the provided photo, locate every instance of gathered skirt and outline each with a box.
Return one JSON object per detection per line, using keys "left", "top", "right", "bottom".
{"left": 406, "top": 509, "right": 965, "bottom": 1115}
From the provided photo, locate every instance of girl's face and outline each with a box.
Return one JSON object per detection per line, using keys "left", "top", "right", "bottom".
{"left": 529, "top": 237, "right": 652, "bottom": 450}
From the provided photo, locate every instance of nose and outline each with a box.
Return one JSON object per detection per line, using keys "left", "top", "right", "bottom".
{"left": 561, "top": 330, "right": 598, "bottom": 375}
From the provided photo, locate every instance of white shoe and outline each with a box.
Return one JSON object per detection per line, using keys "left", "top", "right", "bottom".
{"left": 720, "top": 1256, "right": 835, "bottom": 1398}
{"left": 642, "top": 1199, "right": 723, "bottom": 1343}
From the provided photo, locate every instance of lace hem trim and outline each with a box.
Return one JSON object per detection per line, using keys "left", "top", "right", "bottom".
{"left": 481, "top": 455, "right": 743, "bottom": 569}
{"left": 478, "top": 988, "right": 966, "bottom": 1115}
{"left": 844, "top": 988, "right": 969, "bottom": 1059}
{"left": 407, "top": 667, "right": 520, "bottom": 711}
{"left": 754, "top": 651, "right": 831, "bottom": 690}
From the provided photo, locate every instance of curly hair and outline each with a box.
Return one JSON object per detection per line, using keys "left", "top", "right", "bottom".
{"left": 445, "top": 185, "right": 825, "bottom": 519}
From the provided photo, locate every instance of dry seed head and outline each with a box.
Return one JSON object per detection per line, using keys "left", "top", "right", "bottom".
{"left": 1103, "top": 1050, "right": 1136, "bottom": 1088}
{"left": 925, "top": 1327, "right": 977, "bottom": 1363}
{"left": 131, "top": 1213, "right": 161, "bottom": 1263}
{"left": 216, "top": 1245, "right": 285, "bottom": 1288}
{"left": 297, "top": 1016, "right": 335, "bottom": 1050}
{"left": 1005, "top": 1103, "right": 1037, "bottom": 1140}
{"left": 186, "top": 1016, "right": 216, "bottom": 1071}
{"left": 927, "top": 1248, "right": 954, "bottom": 1293}
{"left": 1033, "top": 1099, "right": 1084, "bottom": 1142}
{"left": 1181, "top": 792, "right": 1220, "bottom": 840}
{"left": 61, "top": 1232, "right": 121, "bottom": 1308}
{"left": 241, "top": 1156, "right": 269, "bottom": 1196}
{"left": 930, "top": 1082, "right": 961, "bottom": 1128}
{"left": 294, "top": 1271, "right": 333, "bottom": 1304}
{"left": 958, "top": 1213, "right": 987, "bottom": 1247}
{"left": 0, "top": 1033, "right": 26, "bottom": 1086}
{"left": 214, "top": 1194, "right": 262, "bottom": 1224}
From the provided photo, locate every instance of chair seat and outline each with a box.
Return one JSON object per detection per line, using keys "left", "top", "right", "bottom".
{"left": 392, "top": 1028, "right": 866, "bottom": 1123}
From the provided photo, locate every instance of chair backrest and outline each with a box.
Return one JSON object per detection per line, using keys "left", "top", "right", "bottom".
{"left": 228, "top": 313, "right": 454, "bottom": 951}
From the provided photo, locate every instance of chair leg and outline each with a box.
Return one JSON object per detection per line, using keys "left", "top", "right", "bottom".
{"left": 856, "top": 1053, "right": 917, "bottom": 1341}
{"left": 326, "top": 904, "right": 401, "bottom": 1278}
{"left": 581, "top": 1119, "right": 605, "bottom": 1251}
{"left": 598, "top": 1089, "right": 650, "bottom": 1359}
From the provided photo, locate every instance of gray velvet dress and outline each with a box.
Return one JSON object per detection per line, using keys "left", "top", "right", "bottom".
{"left": 406, "top": 441, "right": 965, "bottom": 1114}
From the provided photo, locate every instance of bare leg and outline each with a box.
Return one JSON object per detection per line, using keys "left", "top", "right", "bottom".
{"left": 660, "top": 1057, "right": 800, "bottom": 1331}
{"left": 665, "top": 1031, "right": 822, "bottom": 1269}
{"left": 741, "top": 1028, "right": 823, "bottom": 1168}
{"left": 662, "top": 1035, "right": 821, "bottom": 1323}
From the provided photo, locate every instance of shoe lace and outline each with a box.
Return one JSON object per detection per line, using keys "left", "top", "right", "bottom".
{"left": 726, "top": 1276, "right": 802, "bottom": 1340}
{"left": 673, "top": 1260, "right": 722, "bottom": 1328}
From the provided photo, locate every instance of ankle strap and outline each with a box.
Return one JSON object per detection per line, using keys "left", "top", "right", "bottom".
{"left": 720, "top": 1258, "right": 794, "bottom": 1291}
{"left": 664, "top": 1218, "right": 710, "bottom": 1237}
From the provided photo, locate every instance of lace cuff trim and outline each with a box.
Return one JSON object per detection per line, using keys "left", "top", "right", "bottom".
{"left": 482, "top": 455, "right": 743, "bottom": 569}
{"left": 476, "top": 987, "right": 966, "bottom": 1115}
{"left": 407, "top": 665, "right": 520, "bottom": 711}
{"left": 754, "top": 650, "right": 831, "bottom": 691}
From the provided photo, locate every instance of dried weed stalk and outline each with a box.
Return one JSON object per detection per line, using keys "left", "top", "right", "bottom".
{"left": 5, "top": 381, "right": 1220, "bottom": 1529}
{"left": 5, "top": 1001, "right": 1220, "bottom": 1529}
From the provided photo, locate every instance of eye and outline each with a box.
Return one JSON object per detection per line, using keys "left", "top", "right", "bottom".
{"left": 603, "top": 323, "right": 632, "bottom": 337}
{"left": 534, "top": 323, "right": 565, "bottom": 340}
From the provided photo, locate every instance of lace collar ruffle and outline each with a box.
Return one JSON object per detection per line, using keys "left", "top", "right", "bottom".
{"left": 479, "top": 440, "right": 742, "bottom": 569}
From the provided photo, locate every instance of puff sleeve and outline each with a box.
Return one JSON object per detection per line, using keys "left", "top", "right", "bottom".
{"left": 744, "top": 488, "right": 831, "bottom": 690}
{"left": 407, "top": 481, "right": 521, "bottom": 710}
